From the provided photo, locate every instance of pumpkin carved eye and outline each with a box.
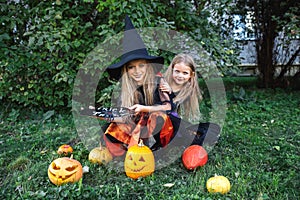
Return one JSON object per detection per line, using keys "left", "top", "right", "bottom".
{"left": 139, "top": 156, "right": 145, "bottom": 162}
{"left": 52, "top": 163, "right": 60, "bottom": 170}
{"left": 66, "top": 166, "right": 77, "bottom": 172}
{"left": 128, "top": 155, "right": 133, "bottom": 160}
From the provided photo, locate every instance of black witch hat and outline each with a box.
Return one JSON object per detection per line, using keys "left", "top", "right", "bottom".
{"left": 107, "top": 15, "right": 164, "bottom": 80}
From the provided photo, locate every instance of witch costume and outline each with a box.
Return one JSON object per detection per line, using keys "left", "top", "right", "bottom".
{"left": 103, "top": 15, "right": 175, "bottom": 156}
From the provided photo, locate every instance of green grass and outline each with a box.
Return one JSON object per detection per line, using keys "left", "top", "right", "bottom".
{"left": 1, "top": 88, "right": 299, "bottom": 199}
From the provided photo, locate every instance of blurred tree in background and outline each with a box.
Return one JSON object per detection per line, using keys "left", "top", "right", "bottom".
{"left": 234, "top": 0, "right": 300, "bottom": 88}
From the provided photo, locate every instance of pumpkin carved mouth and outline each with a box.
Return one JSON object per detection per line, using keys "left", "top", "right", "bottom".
{"left": 48, "top": 170, "right": 78, "bottom": 181}
{"left": 125, "top": 154, "right": 149, "bottom": 172}
{"left": 125, "top": 165, "right": 146, "bottom": 172}
{"left": 48, "top": 157, "right": 83, "bottom": 185}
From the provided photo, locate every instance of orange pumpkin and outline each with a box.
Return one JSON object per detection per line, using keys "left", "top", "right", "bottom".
{"left": 57, "top": 144, "right": 73, "bottom": 155}
{"left": 88, "top": 144, "right": 112, "bottom": 165}
{"left": 124, "top": 140, "right": 155, "bottom": 179}
{"left": 182, "top": 145, "right": 208, "bottom": 170}
{"left": 48, "top": 157, "right": 83, "bottom": 186}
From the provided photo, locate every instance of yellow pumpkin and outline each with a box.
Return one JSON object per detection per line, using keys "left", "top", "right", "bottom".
{"left": 124, "top": 140, "right": 155, "bottom": 179}
{"left": 48, "top": 157, "right": 83, "bottom": 186}
{"left": 88, "top": 145, "right": 112, "bottom": 165}
{"left": 206, "top": 175, "right": 231, "bottom": 194}
{"left": 57, "top": 144, "right": 73, "bottom": 155}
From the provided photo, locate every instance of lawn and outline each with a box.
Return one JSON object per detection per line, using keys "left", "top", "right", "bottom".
{"left": 0, "top": 85, "right": 299, "bottom": 199}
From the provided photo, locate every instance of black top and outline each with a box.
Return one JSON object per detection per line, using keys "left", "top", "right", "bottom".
{"left": 135, "top": 76, "right": 172, "bottom": 108}
{"left": 169, "top": 91, "right": 180, "bottom": 113}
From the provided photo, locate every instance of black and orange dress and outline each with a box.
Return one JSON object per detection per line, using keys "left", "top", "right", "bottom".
{"left": 103, "top": 76, "right": 175, "bottom": 157}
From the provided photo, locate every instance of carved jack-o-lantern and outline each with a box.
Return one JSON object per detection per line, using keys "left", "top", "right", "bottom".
{"left": 124, "top": 140, "right": 155, "bottom": 179}
{"left": 48, "top": 157, "right": 83, "bottom": 185}
{"left": 57, "top": 144, "right": 73, "bottom": 155}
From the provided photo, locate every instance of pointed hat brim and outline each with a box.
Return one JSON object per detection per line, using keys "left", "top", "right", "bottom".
{"left": 107, "top": 15, "right": 164, "bottom": 79}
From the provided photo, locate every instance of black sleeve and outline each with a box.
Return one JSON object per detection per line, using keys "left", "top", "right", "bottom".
{"left": 168, "top": 91, "right": 178, "bottom": 112}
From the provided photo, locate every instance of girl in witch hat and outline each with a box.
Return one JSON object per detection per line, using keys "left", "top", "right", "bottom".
{"left": 102, "top": 15, "right": 175, "bottom": 156}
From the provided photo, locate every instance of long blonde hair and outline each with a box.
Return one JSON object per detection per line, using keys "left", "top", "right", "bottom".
{"left": 165, "top": 54, "right": 202, "bottom": 121}
{"left": 120, "top": 61, "right": 156, "bottom": 107}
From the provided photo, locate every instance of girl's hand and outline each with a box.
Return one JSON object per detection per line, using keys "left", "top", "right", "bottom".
{"left": 159, "top": 82, "right": 172, "bottom": 94}
{"left": 129, "top": 104, "right": 147, "bottom": 113}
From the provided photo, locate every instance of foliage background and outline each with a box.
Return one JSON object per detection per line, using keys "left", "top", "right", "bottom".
{"left": 0, "top": 0, "right": 240, "bottom": 111}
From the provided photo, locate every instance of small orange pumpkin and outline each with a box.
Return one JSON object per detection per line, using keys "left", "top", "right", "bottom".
{"left": 206, "top": 175, "right": 231, "bottom": 194}
{"left": 182, "top": 145, "right": 208, "bottom": 170}
{"left": 48, "top": 157, "right": 83, "bottom": 186}
{"left": 88, "top": 144, "right": 113, "bottom": 165}
{"left": 57, "top": 144, "right": 73, "bottom": 155}
{"left": 124, "top": 140, "right": 155, "bottom": 179}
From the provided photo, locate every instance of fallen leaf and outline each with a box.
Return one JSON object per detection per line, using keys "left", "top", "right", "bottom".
{"left": 273, "top": 146, "right": 280, "bottom": 151}
{"left": 83, "top": 165, "right": 89, "bottom": 173}
{"left": 40, "top": 149, "right": 48, "bottom": 154}
{"left": 163, "top": 183, "right": 175, "bottom": 188}
{"left": 235, "top": 171, "right": 240, "bottom": 178}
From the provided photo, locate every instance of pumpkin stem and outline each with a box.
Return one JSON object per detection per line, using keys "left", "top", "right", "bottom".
{"left": 138, "top": 139, "right": 144, "bottom": 147}
{"left": 70, "top": 154, "right": 73, "bottom": 159}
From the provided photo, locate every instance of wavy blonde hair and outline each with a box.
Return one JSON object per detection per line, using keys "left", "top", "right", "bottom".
{"left": 120, "top": 60, "right": 156, "bottom": 107}
{"left": 165, "top": 54, "right": 202, "bottom": 121}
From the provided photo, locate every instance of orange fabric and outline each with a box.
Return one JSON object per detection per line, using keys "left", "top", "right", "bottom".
{"left": 147, "top": 112, "right": 174, "bottom": 147}
{"left": 128, "top": 113, "right": 149, "bottom": 148}
{"left": 105, "top": 123, "right": 132, "bottom": 144}
{"left": 104, "top": 111, "right": 174, "bottom": 156}
{"left": 128, "top": 120, "right": 142, "bottom": 148}
{"left": 103, "top": 135, "right": 126, "bottom": 157}
{"left": 160, "top": 115, "right": 174, "bottom": 146}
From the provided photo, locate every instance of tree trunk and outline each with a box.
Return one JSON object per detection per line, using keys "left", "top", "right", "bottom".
{"left": 256, "top": 4, "right": 277, "bottom": 88}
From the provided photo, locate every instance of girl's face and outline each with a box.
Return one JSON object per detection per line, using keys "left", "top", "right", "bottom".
{"left": 172, "top": 62, "right": 193, "bottom": 87}
{"left": 126, "top": 59, "right": 148, "bottom": 85}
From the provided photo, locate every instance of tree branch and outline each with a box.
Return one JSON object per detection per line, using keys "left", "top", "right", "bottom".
{"left": 277, "top": 46, "right": 300, "bottom": 79}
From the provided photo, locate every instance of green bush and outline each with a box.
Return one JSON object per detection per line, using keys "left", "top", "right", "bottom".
{"left": 0, "top": 1, "right": 106, "bottom": 110}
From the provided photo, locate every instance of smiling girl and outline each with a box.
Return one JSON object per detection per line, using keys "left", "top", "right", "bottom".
{"left": 161, "top": 54, "right": 220, "bottom": 147}
{"left": 163, "top": 54, "right": 202, "bottom": 123}
{"left": 102, "top": 16, "right": 175, "bottom": 156}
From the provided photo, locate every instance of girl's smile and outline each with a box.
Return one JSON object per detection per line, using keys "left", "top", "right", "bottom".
{"left": 127, "top": 60, "right": 148, "bottom": 85}
{"left": 172, "top": 62, "right": 192, "bottom": 87}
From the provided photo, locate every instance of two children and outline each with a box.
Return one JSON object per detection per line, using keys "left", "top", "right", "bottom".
{"left": 96, "top": 16, "right": 220, "bottom": 157}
